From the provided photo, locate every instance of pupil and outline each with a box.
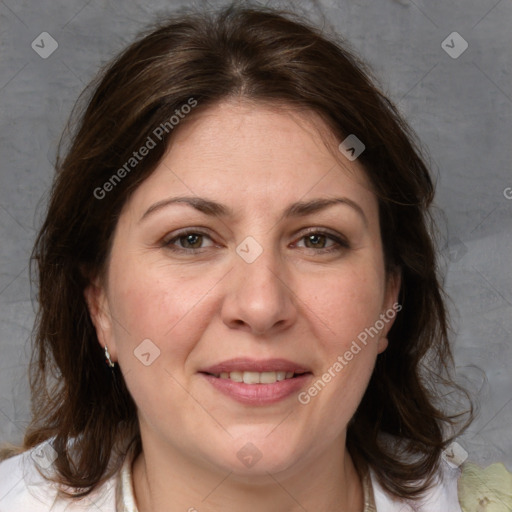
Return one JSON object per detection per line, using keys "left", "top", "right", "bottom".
{"left": 183, "top": 234, "right": 201, "bottom": 248}
{"left": 307, "top": 234, "right": 325, "bottom": 248}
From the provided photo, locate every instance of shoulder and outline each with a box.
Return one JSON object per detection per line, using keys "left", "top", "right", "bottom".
{"left": 371, "top": 459, "right": 512, "bottom": 512}
{"left": 371, "top": 461, "right": 462, "bottom": 511}
{"left": 0, "top": 442, "right": 117, "bottom": 512}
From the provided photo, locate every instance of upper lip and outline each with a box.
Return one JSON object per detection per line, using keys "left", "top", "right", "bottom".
{"left": 200, "top": 358, "right": 311, "bottom": 374}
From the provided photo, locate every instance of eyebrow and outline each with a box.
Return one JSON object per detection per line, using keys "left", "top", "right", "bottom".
{"left": 281, "top": 198, "right": 368, "bottom": 226}
{"left": 140, "top": 195, "right": 367, "bottom": 226}
{"left": 140, "top": 196, "right": 231, "bottom": 222}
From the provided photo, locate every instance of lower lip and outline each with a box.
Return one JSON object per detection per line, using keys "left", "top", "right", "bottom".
{"left": 201, "top": 373, "right": 312, "bottom": 405}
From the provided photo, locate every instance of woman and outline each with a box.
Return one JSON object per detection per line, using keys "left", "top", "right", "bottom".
{"left": 1, "top": 4, "right": 508, "bottom": 511}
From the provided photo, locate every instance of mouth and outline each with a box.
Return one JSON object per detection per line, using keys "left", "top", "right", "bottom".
{"left": 198, "top": 358, "right": 313, "bottom": 405}
{"left": 201, "top": 370, "right": 310, "bottom": 384}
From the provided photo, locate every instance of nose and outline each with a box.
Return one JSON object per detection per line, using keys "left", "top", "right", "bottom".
{"left": 220, "top": 245, "right": 298, "bottom": 336}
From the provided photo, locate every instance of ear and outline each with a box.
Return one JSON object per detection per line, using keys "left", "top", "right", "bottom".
{"left": 84, "top": 277, "right": 117, "bottom": 361}
{"left": 377, "top": 268, "right": 402, "bottom": 354}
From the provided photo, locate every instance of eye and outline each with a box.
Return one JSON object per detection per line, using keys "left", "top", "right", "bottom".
{"left": 301, "top": 233, "right": 330, "bottom": 249}
{"left": 294, "top": 230, "right": 349, "bottom": 253}
{"left": 163, "top": 230, "right": 215, "bottom": 252}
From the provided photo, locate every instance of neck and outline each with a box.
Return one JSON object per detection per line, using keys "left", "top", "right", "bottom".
{"left": 132, "top": 433, "right": 364, "bottom": 512}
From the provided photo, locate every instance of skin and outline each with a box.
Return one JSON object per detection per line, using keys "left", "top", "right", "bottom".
{"left": 86, "top": 100, "right": 400, "bottom": 512}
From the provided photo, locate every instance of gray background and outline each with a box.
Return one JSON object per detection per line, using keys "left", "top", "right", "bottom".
{"left": 1, "top": 0, "right": 511, "bottom": 471}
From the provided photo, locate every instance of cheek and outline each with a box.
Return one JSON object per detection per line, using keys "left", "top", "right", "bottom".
{"left": 107, "top": 257, "right": 225, "bottom": 362}
{"left": 294, "top": 254, "right": 386, "bottom": 427}
{"left": 106, "top": 262, "right": 223, "bottom": 430}
{"left": 303, "top": 258, "right": 386, "bottom": 346}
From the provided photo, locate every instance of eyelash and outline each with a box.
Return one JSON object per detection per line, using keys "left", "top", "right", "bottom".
{"left": 162, "top": 228, "right": 350, "bottom": 255}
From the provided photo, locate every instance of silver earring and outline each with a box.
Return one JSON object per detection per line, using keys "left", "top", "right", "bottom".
{"left": 104, "top": 346, "right": 115, "bottom": 368}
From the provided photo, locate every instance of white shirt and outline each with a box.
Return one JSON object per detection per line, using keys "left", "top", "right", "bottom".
{"left": 0, "top": 444, "right": 463, "bottom": 511}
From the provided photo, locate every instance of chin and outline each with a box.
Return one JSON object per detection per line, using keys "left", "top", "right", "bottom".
{"left": 218, "top": 433, "right": 305, "bottom": 476}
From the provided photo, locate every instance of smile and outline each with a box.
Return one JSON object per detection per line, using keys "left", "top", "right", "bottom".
{"left": 206, "top": 370, "right": 306, "bottom": 384}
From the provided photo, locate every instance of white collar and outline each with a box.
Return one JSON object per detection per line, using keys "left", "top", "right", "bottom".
{"left": 115, "top": 451, "right": 462, "bottom": 512}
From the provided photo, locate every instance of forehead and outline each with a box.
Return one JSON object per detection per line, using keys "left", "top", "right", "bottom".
{"left": 124, "top": 100, "right": 377, "bottom": 221}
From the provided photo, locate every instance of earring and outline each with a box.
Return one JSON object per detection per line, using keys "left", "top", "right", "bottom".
{"left": 104, "top": 346, "right": 115, "bottom": 368}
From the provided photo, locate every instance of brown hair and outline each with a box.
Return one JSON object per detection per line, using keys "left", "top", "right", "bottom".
{"left": 13, "top": 2, "right": 471, "bottom": 500}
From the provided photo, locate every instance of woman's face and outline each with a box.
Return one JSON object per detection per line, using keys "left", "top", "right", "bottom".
{"left": 88, "top": 100, "right": 400, "bottom": 476}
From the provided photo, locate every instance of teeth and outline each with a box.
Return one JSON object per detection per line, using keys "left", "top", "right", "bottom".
{"left": 259, "top": 371, "right": 277, "bottom": 384}
{"left": 243, "top": 371, "right": 261, "bottom": 384}
{"left": 229, "top": 371, "right": 243, "bottom": 382}
{"left": 214, "top": 370, "right": 299, "bottom": 384}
